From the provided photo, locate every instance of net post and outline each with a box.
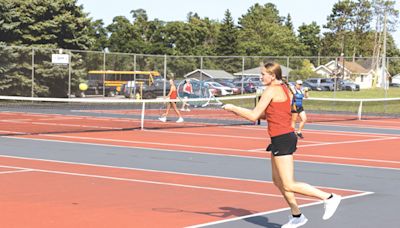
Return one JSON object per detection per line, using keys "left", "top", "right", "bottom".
{"left": 357, "top": 100, "right": 363, "bottom": 120}
{"left": 256, "top": 95, "right": 261, "bottom": 125}
{"left": 141, "top": 101, "right": 145, "bottom": 130}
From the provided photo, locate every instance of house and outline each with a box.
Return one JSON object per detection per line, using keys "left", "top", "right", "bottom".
{"left": 314, "top": 60, "right": 373, "bottom": 89}
{"left": 392, "top": 74, "right": 400, "bottom": 85}
{"left": 233, "top": 65, "right": 292, "bottom": 78}
{"left": 183, "top": 69, "right": 236, "bottom": 80}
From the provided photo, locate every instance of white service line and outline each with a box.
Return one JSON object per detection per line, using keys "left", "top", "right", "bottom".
{"left": 310, "top": 122, "right": 400, "bottom": 131}
{"left": 0, "top": 169, "right": 33, "bottom": 175}
{"left": 185, "top": 191, "right": 374, "bottom": 228}
{"left": 0, "top": 164, "right": 315, "bottom": 201}
{"left": 0, "top": 156, "right": 364, "bottom": 193}
{"left": 38, "top": 134, "right": 263, "bottom": 153}
{"left": 145, "top": 129, "right": 266, "bottom": 140}
{"left": 248, "top": 136, "right": 399, "bottom": 152}
{"left": 299, "top": 136, "right": 398, "bottom": 147}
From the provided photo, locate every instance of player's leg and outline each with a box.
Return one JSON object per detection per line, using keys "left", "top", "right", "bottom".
{"left": 298, "top": 111, "right": 307, "bottom": 133}
{"left": 171, "top": 102, "right": 184, "bottom": 123}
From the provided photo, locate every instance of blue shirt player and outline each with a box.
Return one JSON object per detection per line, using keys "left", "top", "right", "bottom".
{"left": 290, "top": 80, "right": 309, "bottom": 139}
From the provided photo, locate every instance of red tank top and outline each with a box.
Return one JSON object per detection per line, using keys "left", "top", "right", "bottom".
{"left": 170, "top": 90, "right": 177, "bottom": 99}
{"left": 265, "top": 84, "right": 294, "bottom": 137}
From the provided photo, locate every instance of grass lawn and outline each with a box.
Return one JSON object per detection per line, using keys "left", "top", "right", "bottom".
{"left": 309, "top": 87, "right": 400, "bottom": 99}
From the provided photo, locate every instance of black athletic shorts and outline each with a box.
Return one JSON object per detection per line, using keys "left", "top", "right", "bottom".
{"left": 291, "top": 106, "right": 304, "bottom": 114}
{"left": 266, "top": 132, "right": 298, "bottom": 156}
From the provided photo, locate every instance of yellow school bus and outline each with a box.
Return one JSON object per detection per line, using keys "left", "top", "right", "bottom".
{"left": 87, "top": 70, "right": 161, "bottom": 96}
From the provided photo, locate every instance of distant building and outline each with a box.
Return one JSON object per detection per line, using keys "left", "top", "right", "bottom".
{"left": 184, "top": 69, "right": 236, "bottom": 80}
{"left": 314, "top": 60, "right": 367, "bottom": 89}
{"left": 391, "top": 74, "right": 400, "bottom": 85}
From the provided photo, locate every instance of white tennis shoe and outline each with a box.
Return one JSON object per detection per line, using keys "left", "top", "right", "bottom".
{"left": 176, "top": 117, "right": 184, "bottom": 123}
{"left": 158, "top": 117, "right": 167, "bottom": 122}
{"left": 281, "top": 214, "right": 308, "bottom": 228}
{"left": 323, "top": 193, "right": 342, "bottom": 220}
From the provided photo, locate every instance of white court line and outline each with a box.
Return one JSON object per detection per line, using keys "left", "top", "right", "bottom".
{"left": 145, "top": 129, "right": 266, "bottom": 140}
{"left": 298, "top": 136, "right": 399, "bottom": 147}
{"left": 185, "top": 191, "right": 374, "bottom": 228}
{"left": 37, "top": 134, "right": 262, "bottom": 153}
{"left": 0, "top": 169, "right": 33, "bottom": 175}
{"left": 5, "top": 134, "right": 400, "bottom": 166}
{"left": 309, "top": 122, "right": 400, "bottom": 131}
{"left": 360, "top": 119, "right": 400, "bottom": 124}
{"left": 3, "top": 136, "right": 400, "bottom": 171}
{"left": 249, "top": 136, "right": 399, "bottom": 152}
{"left": 0, "top": 155, "right": 366, "bottom": 194}
{"left": 295, "top": 153, "right": 400, "bottom": 164}
{"left": 0, "top": 164, "right": 315, "bottom": 201}
{"left": 225, "top": 125, "right": 398, "bottom": 138}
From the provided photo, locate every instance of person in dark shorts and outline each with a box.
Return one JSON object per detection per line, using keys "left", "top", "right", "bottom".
{"left": 290, "top": 80, "right": 309, "bottom": 139}
{"left": 223, "top": 63, "right": 341, "bottom": 228}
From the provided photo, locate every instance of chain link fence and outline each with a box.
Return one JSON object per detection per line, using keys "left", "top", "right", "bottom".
{"left": 1, "top": 45, "right": 399, "bottom": 99}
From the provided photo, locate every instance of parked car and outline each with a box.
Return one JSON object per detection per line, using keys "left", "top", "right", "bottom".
{"left": 208, "top": 79, "right": 242, "bottom": 94}
{"left": 204, "top": 81, "right": 233, "bottom": 96}
{"left": 135, "top": 79, "right": 170, "bottom": 99}
{"left": 305, "top": 78, "right": 335, "bottom": 91}
{"left": 338, "top": 79, "right": 360, "bottom": 91}
{"left": 234, "top": 81, "right": 258, "bottom": 93}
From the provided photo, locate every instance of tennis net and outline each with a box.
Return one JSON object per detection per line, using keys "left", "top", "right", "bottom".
{"left": 0, "top": 95, "right": 258, "bottom": 136}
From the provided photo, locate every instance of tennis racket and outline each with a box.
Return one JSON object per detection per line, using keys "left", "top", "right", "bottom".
{"left": 177, "top": 78, "right": 214, "bottom": 108}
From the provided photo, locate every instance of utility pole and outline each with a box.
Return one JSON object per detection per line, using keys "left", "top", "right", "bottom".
{"left": 381, "top": 10, "right": 388, "bottom": 96}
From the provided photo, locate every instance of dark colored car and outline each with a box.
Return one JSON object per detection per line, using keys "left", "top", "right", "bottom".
{"left": 122, "top": 80, "right": 170, "bottom": 99}
{"left": 234, "top": 81, "right": 258, "bottom": 93}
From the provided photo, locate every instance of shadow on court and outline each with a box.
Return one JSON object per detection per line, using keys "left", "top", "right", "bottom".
{"left": 244, "top": 216, "right": 281, "bottom": 228}
{"left": 152, "top": 206, "right": 282, "bottom": 227}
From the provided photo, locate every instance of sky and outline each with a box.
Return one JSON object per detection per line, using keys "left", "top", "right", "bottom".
{"left": 77, "top": 0, "right": 400, "bottom": 48}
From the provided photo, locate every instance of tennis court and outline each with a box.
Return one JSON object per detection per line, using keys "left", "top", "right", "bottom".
{"left": 0, "top": 96, "right": 399, "bottom": 227}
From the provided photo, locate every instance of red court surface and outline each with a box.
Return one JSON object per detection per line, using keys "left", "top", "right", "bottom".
{"left": 1, "top": 111, "right": 398, "bottom": 227}
{"left": 0, "top": 156, "right": 365, "bottom": 228}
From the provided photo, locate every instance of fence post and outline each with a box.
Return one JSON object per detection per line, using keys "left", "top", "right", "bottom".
{"left": 286, "top": 56, "right": 290, "bottom": 82}
{"left": 163, "top": 54, "right": 167, "bottom": 97}
{"left": 242, "top": 56, "right": 245, "bottom": 95}
{"left": 68, "top": 51, "right": 72, "bottom": 98}
{"left": 31, "top": 47, "right": 35, "bottom": 97}
{"left": 200, "top": 56, "right": 203, "bottom": 81}
{"left": 103, "top": 51, "right": 106, "bottom": 96}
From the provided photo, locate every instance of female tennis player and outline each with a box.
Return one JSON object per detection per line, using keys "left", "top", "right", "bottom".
{"left": 159, "top": 79, "right": 184, "bottom": 123}
{"left": 290, "top": 80, "right": 309, "bottom": 139}
{"left": 180, "top": 79, "right": 193, "bottom": 111}
{"left": 223, "top": 63, "right": 341, "bottom": 228}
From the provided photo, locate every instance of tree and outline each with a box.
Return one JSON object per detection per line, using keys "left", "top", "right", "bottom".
{"left": 298, "top": 22, "right": 321, "bottom": 56}
{"left": 289, "top": 59, "right": 319, "bottom": 80}
{"left": 0, "top": 0, "right": 94, "bottom": 49}
{"left": 324, "top": 0, "right": 356, "bottom": 55}
{"left": 238, "top": 3, "right": 304, "bottom": 56}
{"left": 285, "top": 14, "right": 294, "bottom": 32}
{"left": 0, "top": 0, "right": 96, "bottom": 97}
{"left": 216, "top": 10, "right": 239, "bottom": 56}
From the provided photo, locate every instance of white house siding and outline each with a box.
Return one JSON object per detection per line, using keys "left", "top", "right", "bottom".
{"left": 391, "top": 75, "right": 400, "bottom": 84}
{"left": 354, "top": 73, "right": 373, "bottom": 89}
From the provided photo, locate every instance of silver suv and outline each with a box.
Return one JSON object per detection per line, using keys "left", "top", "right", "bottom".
{"left": 338, "top": 79, "right": 360, "bottom": 91}
{"left": 305, "top": 78, "right": 335, "bottom": 91}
